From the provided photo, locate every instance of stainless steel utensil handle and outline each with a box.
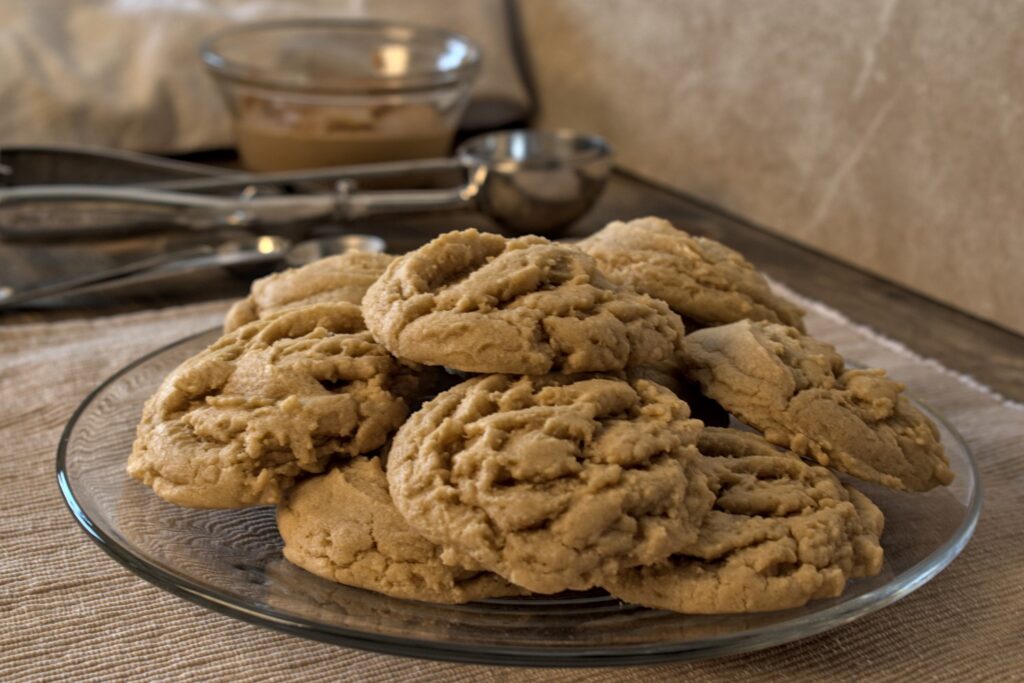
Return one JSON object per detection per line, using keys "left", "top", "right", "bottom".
{"left": 0, "top": 245, "right": 214, "bottom": 307}
{"left": 0, "top": 185, "right": 339, "bottom": 238}
{"left": 0, "top": 143, "right": 234, "bottom": 186}
{"left": 0, "top": 241, "right": 295, "bottom": 308}
{"left": 339, "top": 182, "right": 479, "bottom": 219}
{"left": 0, "top": 181, "right": 479, "bottom": 238}
{"left": 140, "top": 157, "right": 462, "bottom": 193}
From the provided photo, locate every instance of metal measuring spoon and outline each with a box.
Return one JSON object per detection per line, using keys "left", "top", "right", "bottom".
{"left": 0, "top": 130, "right": 613, "bottom": 240}
{"left": 0, "top": 234, "right": 386, "bottom": 308}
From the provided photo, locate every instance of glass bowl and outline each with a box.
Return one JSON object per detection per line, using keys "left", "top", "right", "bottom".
{"left": 201, "top": 20, "right": 481, "bottom": 171}
{"left": 57, "top": 329, "right": 981, "bottom": 667}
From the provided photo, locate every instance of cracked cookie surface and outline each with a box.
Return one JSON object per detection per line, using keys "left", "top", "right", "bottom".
{"left": 224, "top": 251, "right": 395, "bottom": 332}
{"left": 277, "top": 457, "right": 525, "bottom": 603}
{"left": 386, "top": 374, "right": 714, "bottom": 594}
{"left": 578, "top": 217, "right": 805, "bottom": 330}
{"left": 129, "top": 302, "right": 431, "bottom": 508}
{"left": 603, "top": 427, "right": 885, "bottom": 613}
{"left": 362, "top": 229, "right": 686, "bottom": 374}
{"left": 681, "top": 320, "right": 954, "bottom": 491}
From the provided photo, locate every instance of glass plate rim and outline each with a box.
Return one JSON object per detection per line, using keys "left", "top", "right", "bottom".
{"left": 55, "top": 328, "right": 984, "bottom": 667}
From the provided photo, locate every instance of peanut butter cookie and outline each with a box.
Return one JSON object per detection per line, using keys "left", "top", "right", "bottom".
{"left": 623, "top": 366, "right": 731, "bottom": 428}
{"left": 578, "top": 217, "right": 805, "bottom": 330}
{"left": 362, "top": 229, "right": 686, "bottom": 374}
{"left": 224, "top": 251, "right": 395, "bottom": 332}
{"left": 277, "top": 457, "right": 525, "bottom": 603}
{"left": 681, "top": 320, "right": 954, "bottom": 491}
{"left": 603, "top": 427, "right": 885, "bottom": 613}
{"left": 387, "top": 374, "right": 714, "bottom": 594}
{"left": 129, "top": 302, "right": 431, "bottom": 508}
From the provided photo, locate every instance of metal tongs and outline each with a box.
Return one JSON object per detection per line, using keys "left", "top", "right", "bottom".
{"left": 0, "top": 130, "right": 613, "bottom": 240}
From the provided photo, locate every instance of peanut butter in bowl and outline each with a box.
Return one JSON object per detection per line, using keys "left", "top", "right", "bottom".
{"left": 201, "top": 19, "right": 480, "bottom": 171}
{"left": 235, "top": 98, "right": 454, "bottom": 171}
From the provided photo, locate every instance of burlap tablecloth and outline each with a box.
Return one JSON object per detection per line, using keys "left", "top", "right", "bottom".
{"left": 2, "top": 294, "right": 1022, "bottom": 681}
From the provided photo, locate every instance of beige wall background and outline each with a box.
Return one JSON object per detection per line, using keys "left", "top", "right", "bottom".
{"left": 519, "top": 0, "right": 1024, "bottom": 335}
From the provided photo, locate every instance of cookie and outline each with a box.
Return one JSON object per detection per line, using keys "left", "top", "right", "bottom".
{"left": 129, "top": 302, "right": 431, "bottom": 508}
{"left": 681, "top": 320, "right": 954, "bottom": 491}
{"left": 386, "top": 374, "right": 714, "bottom": 594}
{"left": 624, "top": 366, "right": 730, "bottom": 428}
{"left": 362, "top": 229, "right": 686, "bottom": 374}
{"left": 578, "top": 217, "right": 805, "bottom": 330}
{"left": 224, "top": 251, "right": 395, "bottom": 332}
{"left": 224, "top": 297, "right": 260, "bottom": 333}
{"left": 603, "top": 427, "right": 885, "bottom": 614}
{"left": 277, "top": 457, "right": 525, "bottom": 603}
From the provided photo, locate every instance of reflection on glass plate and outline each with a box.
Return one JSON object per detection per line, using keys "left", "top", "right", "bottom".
{"left": 57, "top": 329, "right": 981, "bottom": 667}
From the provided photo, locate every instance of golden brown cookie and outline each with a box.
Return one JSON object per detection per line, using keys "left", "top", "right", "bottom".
{"left": 578, "top": 217, "right": 805, "bottom": 330}
{"left": 277, "top": 457, "right": 525, "bottom": 603}
{"left": 129, "top": 302, "right": 433, "bottom": 508}
{"left": 603, "top": 427, "right": 885, "bottom": 614}
{"left": 623, "top": 367, "right": 730, "bottom": 428}
{"left": 224, "top": 296, "right": 259, "bottom": 333}
{"left": 681, "top": 320, "right": 954, "bottom": 491}
{"left": 362, "top": 229, "right": 686, "bottom": 374}
{"left": 224, "top": 251, "right": 395, "bottom": 332}
{"left": 386, "top": 374, "right": 714, "bottom": 594}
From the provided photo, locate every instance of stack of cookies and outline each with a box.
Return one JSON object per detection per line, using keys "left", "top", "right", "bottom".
{"left": 129, "top": 217, "right": 954, "bottom": 613}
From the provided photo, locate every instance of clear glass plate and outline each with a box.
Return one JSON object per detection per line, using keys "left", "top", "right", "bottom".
{"left": 57, "top": 329, "right": 982, "bottom": 667}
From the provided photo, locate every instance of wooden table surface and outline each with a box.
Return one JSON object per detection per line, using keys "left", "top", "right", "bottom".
{"left": 3, "top": 170, "right": 1022, "bottom": 401}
